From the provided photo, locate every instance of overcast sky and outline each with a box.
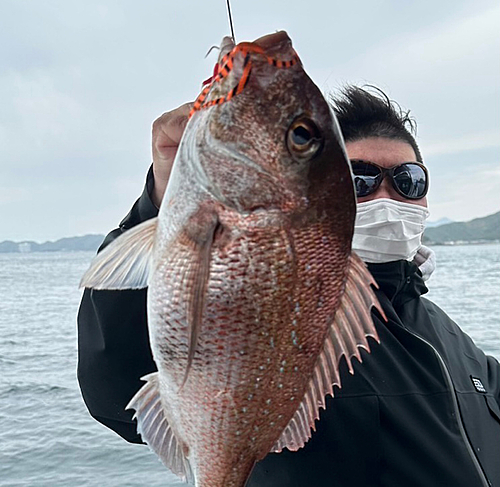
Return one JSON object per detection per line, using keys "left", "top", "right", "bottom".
{"left": 1, "top": 0, "right": 499, "bottom": 242}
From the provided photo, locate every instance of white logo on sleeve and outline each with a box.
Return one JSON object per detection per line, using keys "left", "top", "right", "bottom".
{"left": 471, "top": 376, "right": 487, "bottom": 393}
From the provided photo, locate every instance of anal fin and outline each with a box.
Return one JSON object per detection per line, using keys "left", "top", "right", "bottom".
{"left": 272, "top": 252, "right": 384, "bottom": 453}
{"left": 126, "top": 373, "right": 193, "bottom": 483}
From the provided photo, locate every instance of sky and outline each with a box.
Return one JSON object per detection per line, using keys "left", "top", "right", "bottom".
{"left": 0, "top": 0, "right": 499, "bottom": 242}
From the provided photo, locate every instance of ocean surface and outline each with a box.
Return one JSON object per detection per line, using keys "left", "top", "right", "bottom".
{"left": 0, "top": 244, "right": 499, "bottom": 486}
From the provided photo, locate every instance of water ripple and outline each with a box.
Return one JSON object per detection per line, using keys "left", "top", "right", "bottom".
{"left": 0, "top": 247, "right": 498, "bottom": 486}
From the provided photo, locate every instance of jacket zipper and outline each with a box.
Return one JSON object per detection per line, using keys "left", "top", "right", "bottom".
{"left": 405, "top": 329, "right": 490, "bottom": 487}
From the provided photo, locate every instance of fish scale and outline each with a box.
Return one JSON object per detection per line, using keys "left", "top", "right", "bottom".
{"left": 148, "top": 220, "right": 349, "bottom": 485}
{"left": 81, "top": 30, "right": 384, "bottom": 487}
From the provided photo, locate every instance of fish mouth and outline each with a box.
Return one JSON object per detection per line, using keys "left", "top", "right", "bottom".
{"left": 253, "top": 31, "right": 292, "bottom": 51}
{"left": 188, "top": 31, "right": 298, "bottom": 118}
{"left": 217, "top": 31, "right": 293, "bottom": 65}
{"left": 189, "top": 29, "right": 302, "bottom": 119}
{"left": 218, "top": 36, "right": 236, "bottom": 64}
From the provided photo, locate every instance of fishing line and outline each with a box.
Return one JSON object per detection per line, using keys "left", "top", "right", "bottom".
{"left": 226, "top": 0, "right": 236, "bottom": 42}
{"left": 190, "top": 7, "right": 302, "bottom": 118}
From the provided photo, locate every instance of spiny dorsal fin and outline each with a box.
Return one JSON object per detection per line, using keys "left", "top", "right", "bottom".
{"left": 80, "top": 218, "right": 158, "bottom": 290}
{"left": 272, "top": 253, "right": 384, "bottom": 452}
{"left": 126, "top": 373, "right": 194, "bottom": 483}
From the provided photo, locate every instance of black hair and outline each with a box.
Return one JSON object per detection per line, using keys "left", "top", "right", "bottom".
{"left": 330, "top": 85, "right": 423, "bottom": 162}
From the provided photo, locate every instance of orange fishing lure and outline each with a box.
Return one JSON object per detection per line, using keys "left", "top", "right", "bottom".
{"left": 189, "top": 42, "right": 300, "bottom": 118}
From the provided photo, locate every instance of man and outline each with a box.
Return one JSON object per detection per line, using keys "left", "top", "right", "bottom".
{"left": 77, "top": 86, "right": 500, "bottom": 486}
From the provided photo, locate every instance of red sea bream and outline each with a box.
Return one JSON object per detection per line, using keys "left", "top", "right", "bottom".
{"left": 81, "top": 31, "right": 383, "bottom": 487}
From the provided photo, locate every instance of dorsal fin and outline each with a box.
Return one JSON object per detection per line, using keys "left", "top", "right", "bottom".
{"left": 272, "top": 253, "right": 384, "bottom": 452}
{"left": 126, "top": 373, "right": 194, "bottom": 483}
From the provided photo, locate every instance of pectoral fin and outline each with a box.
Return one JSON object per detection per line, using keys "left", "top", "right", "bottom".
{"left": 272, "top": 253, "right": 385, "bottom": 453}
{"left": 179, "top": 208, "right": 221, "bottom": 388}
{"left": 80, "top": 218, "right": 158, "bottom": 290}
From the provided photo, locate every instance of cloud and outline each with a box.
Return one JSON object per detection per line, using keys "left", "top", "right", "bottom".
{"left": 424, "top": 129, "right": 500, "bottom": 156}
{"left": 0, "top": 186, "right": 30, "bottom": 205}
{"left": 428, "top": 158, "right": 500, "bottom": 221}
{"left": 0, "top": 0, "right": 498, "bottom": 240}
{"left": 345, "top": 3, "right": 500, "bottom": 84}
{"left": 320, "top": 2, "right": 500, "bottom": 223}
{"left": 324, "top": 3, "right": 500, "bottom": 137}
{"left": 1, "top": 70, "right": 86, "bottom": 152}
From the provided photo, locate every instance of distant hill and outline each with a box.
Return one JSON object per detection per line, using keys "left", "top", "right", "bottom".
{"left": 1, "top": 211, "right": 499, "bottom": 252}
{"left": 426, "top": 217, "right": 454, "bottom": 228}
{"left": 0, "top": 234, "right": 105, "bottom": 253}
{"left": 424, "top": 211, "right": 500, "bottom": 245}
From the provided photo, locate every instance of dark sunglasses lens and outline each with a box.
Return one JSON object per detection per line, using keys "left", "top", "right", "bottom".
{"left": 393, "top": 164, "right": 427, "bottom": 198}
{"left": 352, "top": 162, "right": 381, "bottom": 197}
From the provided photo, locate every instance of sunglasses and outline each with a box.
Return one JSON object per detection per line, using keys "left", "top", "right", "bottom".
{"left": 351, "top": 159, "right": 429, "bottom": 200}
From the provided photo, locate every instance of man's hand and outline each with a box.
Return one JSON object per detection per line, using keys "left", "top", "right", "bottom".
{"left": 151, "top": 102, "right": 193, "bottom": 207}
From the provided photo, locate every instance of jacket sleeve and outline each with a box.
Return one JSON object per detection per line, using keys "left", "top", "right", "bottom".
{"left": 77, "top": 166, "right": 159, "bottom": 443}
{"left": 487, "top": 355, "right": 500, "bottom": 407}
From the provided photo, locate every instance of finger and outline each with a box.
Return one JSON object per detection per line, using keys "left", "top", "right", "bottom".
{"left": 418, "top": 245, "right": 433, "bottom": 259}
{"left": 153, "top": 102, "right": 193, "bottom": 152}
{"left": 412, "top": 248, "right": 425, "bottom": 265}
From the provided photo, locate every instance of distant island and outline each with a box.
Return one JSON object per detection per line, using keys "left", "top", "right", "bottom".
{"left": 423, "top": 211, "right": 500, "bottom": 245}
{"left": 0, "top": 211, "right": 498, "bottom": 253}
{"left": 426, "top": 217, "right": 454, "bottom": 228}
{"left": 0, "top": 234, "right": 105, "bottom": 253}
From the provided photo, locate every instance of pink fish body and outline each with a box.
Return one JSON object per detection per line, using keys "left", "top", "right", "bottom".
{"left": 82, "top": 31, "right": 382, "bottom": 487}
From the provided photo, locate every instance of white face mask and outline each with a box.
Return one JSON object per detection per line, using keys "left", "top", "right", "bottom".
{"left": 352, "top": 198, "right": 430, "bottom": 264}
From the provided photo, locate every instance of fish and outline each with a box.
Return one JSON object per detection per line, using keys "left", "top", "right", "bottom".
{"left": 81, "top": 31, "right": 383, "bottom": 487}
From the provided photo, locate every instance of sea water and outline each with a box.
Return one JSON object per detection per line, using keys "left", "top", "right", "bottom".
{"left": 0, "top": 245, "right": 498, "bottom": 486}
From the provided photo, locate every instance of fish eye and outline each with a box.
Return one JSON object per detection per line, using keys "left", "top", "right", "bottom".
{"left": 286, "top": 117, "right": 323, "bottom": 162}
{"left": 291, "top": 125, "right": 313, "bottom": 145}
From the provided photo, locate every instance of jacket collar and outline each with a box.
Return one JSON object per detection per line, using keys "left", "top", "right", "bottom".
{"left": 367, "top": 260, "right": 428, "bottom": 308}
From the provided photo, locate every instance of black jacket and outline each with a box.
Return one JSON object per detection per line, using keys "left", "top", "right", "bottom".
{"left": 78, "top": 168, "right": 500, "bottom": 486}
